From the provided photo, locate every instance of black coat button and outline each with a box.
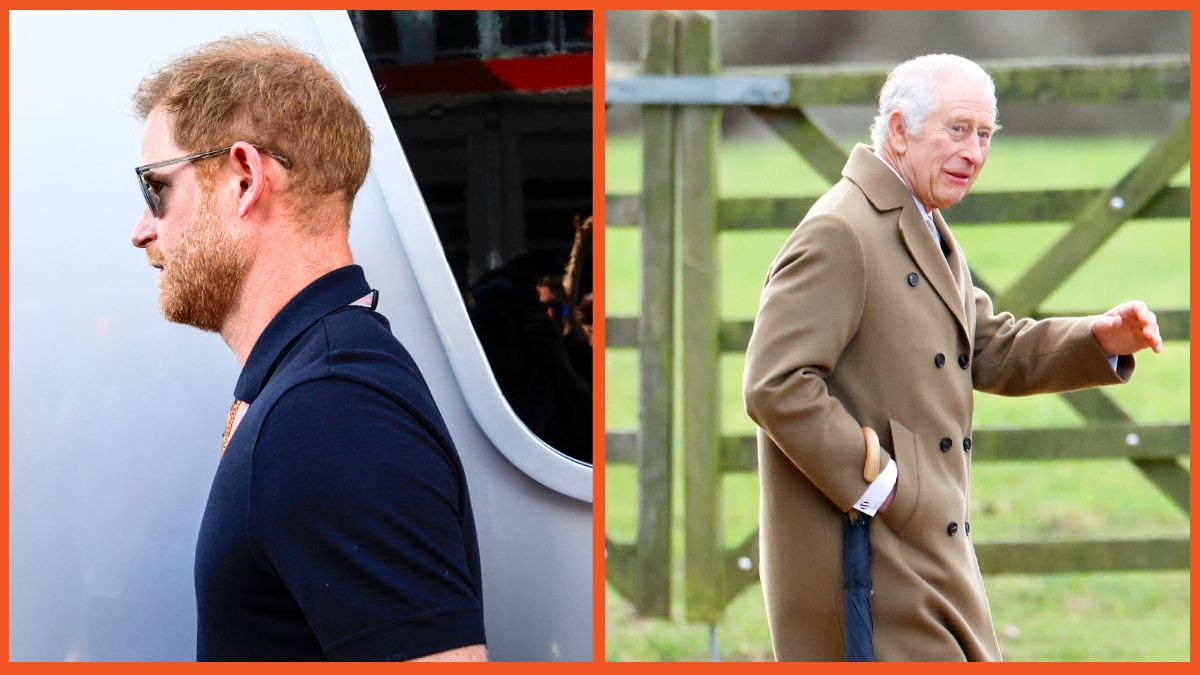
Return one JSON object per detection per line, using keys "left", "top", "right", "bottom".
{"left": 958, "top": 354, "right": 970, "bottom": 369}
{"left": 907, "top": 272, "right": 919, "bottom": 287}
{"left": 934, "top": 353, "right": 946, "bottom": 368}
{"left": 947, "top": 522, "right": 959, "bottom": 536}
{"left": 963, "top": 437, "right": 972, "bottom": 452}
{"left": 965, "top": 521, "right": 971, "bottom": 535}
{"left": 940, "top": 437, "right": 952, "bottom": 452}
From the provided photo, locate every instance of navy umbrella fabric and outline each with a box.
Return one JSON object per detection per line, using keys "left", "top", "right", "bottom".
{"left": 842, "top": 513, "right": 875, "bottom": 661}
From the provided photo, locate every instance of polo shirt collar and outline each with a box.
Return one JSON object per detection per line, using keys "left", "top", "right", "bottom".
{"left": 234, "top": 264, "right": 371, "bottom": 403}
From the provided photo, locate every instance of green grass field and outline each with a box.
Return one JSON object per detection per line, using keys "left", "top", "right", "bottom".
{"left": 604, "top": 134, "right": 1191, "bottom": 661}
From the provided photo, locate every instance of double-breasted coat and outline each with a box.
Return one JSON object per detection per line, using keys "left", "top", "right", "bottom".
{"left": 743, "top": 145, "right": 1133, "bottom": 661}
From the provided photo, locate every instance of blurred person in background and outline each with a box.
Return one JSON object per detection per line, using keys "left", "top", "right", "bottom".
{"left": 469, "top": 215, "right": 593, "bottom": 463}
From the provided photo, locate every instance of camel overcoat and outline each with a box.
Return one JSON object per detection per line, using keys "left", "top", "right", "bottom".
{"left": 743, "top": 145, "right": 1133, "bottom": 661}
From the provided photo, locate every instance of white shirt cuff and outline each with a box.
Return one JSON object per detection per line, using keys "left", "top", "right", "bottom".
{"left": 852, "top": 456, "right": 897, "bottom": 517}
{"left": 1108, "top": 354, "right": 1119, "bottom": 371}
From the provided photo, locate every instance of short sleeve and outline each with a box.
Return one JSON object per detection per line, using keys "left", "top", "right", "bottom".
{"left": 248, "top": 377, "right": 485, "bottom": 661}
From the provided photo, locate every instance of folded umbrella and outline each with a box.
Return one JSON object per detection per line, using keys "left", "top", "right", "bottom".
{"left": 843, "top": 427, "right": 882, "bottom": 662}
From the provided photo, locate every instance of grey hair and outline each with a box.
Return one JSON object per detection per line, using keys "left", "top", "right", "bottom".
{"left": 869, "top": 54, "right": 998, "bottom": 149}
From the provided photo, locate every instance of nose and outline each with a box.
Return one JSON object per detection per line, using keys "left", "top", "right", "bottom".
{"left": 960, "top": 133, "right": 985, "bottom": 167}
{"left": 131, "top": 209, "right": 157, "bottom": 249}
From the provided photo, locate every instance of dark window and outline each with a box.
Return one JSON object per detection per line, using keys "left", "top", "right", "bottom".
{"left": 561, "top": 11, "right": 592, "bottom": 52}
{"left": 352, "top": 10, "right": 595, "bottom": 65}
{"left": 350, "top": 10, "right": 593, "bottom": 465}
{"left": 499, "top": 11, "right": 551, "bottom": 52}
{"left": 433, "top": 11, "right": 479, "bottom": 59}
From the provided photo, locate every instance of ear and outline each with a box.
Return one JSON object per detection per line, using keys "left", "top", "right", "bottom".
{"left": 886, "top": 110, "right": 908, "bottom": 154}
{"left": 227, "top": 141, "right": 268, "bottom": 218}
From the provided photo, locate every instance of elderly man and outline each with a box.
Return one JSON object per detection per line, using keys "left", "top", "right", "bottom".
{"left": 743, "top": 54, "right": 1162, "bottom": 661}
{"left": 130, "top": 35, "right": 486, "bottom": 661}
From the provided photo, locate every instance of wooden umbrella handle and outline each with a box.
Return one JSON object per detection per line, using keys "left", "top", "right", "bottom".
{"left": 862, "top": 427, "right": 881, "bottom": 483}
{"left": 849, "top": 427, "right": 883, "bottom": 522}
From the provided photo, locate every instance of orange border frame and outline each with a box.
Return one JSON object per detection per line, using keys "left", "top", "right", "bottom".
{"left": 1, "top": 5, "right": 9, "bottom": 665}
{"left": 593, "top": 8, "right": 609, "bottom": 666}
{"left": 1, "top": 3, "right": 1196, "bottom": 670}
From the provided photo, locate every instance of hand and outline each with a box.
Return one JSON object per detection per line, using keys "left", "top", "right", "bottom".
{"left": 1092, "top": 300, "right": 1162, "bottom": 356}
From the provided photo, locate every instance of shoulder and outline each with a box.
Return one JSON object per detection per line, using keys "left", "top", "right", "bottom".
{"left": 769, "top": 200, "right": 867, "bottom": 279}
{"left": 317, "top": 307, "right": 424, "bottom": 376}
{"left": 809, "top": 175, "right": 885, "bottom": 224}
{"left": 260, "top": 375, "right": 453, "bottom": 463}
{"left": 794, "top": 176, "right": 887, "bottom": 244}
{"left": 778, "top": 173, "right": 903, "bottom": 260}
{"left": 275, "top": 308, "right": 450, "bottom": 439}
{"left": 252, "top": 376, "right": 467, "bottom": 520}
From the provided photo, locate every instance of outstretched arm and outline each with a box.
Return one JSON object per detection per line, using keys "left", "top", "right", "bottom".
{"left": 971, "top": 287, "right": 1135, "bottom": 396}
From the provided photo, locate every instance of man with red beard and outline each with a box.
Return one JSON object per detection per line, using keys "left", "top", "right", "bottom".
{"left": 130, "top": 35, "right": 485, "bottom": 662}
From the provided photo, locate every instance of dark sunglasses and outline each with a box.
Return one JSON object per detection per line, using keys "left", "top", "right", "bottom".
{"left": 135, "top": 144, "right": 292, "bottom": 218}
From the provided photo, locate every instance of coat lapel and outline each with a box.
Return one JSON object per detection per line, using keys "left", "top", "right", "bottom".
{"left": 843, "top": 145, "right": 970, "bottom": 345}
{"left": 934, "top": 208, "right": 975, "bottom": 345}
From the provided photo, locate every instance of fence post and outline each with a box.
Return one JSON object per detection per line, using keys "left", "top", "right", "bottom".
{"left": 634, "top": 9, "right": 678, "bottom": 618}
{"left": 676, "top": 10, "right": 724, "bottom": 624}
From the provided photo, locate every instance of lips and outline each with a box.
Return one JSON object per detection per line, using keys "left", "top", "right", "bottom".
{"left": 943, "top": 168, "right": 971, "bottom": 184}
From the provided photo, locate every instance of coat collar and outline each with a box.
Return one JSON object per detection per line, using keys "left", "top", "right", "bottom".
{"left": 843, "top": 144, "right": 969, "bottom": 342}
{"left": 233, "top": 264, "right": 372, "bottom": 403}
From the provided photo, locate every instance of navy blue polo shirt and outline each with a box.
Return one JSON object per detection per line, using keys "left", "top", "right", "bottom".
{"left": 194, "top": 265, "right": 484, "bottom": 661}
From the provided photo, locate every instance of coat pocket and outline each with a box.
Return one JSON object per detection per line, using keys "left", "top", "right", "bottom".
{"left": 880, "top": 418, "right": 920, "bottom": 535}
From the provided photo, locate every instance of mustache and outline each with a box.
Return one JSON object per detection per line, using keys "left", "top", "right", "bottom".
{"left": 146, "top": 244, "right": 166, "bottom": 269}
